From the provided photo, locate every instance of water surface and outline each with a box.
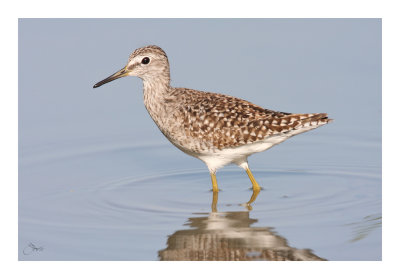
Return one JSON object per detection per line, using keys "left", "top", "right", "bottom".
{"left": 19, "top": 134, "right": 381, "bottom": 260}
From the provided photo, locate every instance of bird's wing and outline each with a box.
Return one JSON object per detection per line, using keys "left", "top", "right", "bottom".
{"left": 174, "top": 88, "right": 331, "bottom": 149}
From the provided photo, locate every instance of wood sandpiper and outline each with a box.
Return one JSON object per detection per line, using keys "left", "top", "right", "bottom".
{"left": 93, "top": 45, "right": 332, "bottom": 194}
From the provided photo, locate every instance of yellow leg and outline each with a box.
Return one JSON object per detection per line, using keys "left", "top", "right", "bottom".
{"left": 210, "top": 172, "right": 219, "bottom": 192}
{"left": 245, "top": 168, "right": 261, "bottom": 192}
{"left": 246, "top": 188, "right": 260, "bottom": 210}
{"left": 211, "top": 191, "right": 218, "bottom": 212}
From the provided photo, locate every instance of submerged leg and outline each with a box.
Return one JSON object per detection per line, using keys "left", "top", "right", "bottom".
{"left": 243, "top": 171, "right": 261, "bottom": 210}
{"left": 210, "top": 172, "right": 219, "bottom": 192}
{"left": 211, "top": 191, "right": 218, "bottom": 212}
{"left": 246, "top": 188, "right": 260, "bottom": 210}
{"left": 240, "top": 181, "right": 261, "bottom": 210}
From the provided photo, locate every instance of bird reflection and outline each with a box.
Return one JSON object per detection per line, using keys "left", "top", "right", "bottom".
{"left": 159, "top": 190, "right": 325, "bottom": 261}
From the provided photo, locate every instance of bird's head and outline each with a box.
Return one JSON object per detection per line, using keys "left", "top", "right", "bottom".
{"left": 93, "top": 45, "right": 170, "bottom": 88}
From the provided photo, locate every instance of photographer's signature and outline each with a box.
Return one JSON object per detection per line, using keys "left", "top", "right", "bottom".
{"left": 23, "top": 243, "right": 44, "bottom": 255}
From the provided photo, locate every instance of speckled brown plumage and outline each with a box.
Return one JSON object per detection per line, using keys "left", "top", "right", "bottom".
{"left": 165, "top": 87, "right": 331, "bottom": 151}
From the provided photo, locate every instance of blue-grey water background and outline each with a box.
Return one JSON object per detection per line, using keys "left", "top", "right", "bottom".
{"left": 18, "top": 19, "right": 381, "bottom": 260}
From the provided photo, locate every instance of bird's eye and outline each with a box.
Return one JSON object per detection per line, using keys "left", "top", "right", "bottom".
{"left": 141, "top": 57, "right": 150, "bottom": 64}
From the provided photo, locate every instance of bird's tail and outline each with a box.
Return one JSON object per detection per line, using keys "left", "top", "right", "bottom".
{"left": 297, "top": 113, "right": 333, "bottom": 128}
{"left": 276, "top": 112, "right": 333, "bottom": 137}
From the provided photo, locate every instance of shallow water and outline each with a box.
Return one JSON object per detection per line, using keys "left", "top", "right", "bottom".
{"left": 18, "top": 132, "right": 381, "bottom": 260}
{"left": 18, "top": 19, "right": 381, "bottom": 261}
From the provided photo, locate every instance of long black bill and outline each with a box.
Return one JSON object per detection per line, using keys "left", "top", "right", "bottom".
{"left": 93, "top": 67, "right": 128, "bottom": 88}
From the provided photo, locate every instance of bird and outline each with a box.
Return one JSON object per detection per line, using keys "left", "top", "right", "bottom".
{"left": 93, "top": 45, "right": 332, "bottom": 193}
